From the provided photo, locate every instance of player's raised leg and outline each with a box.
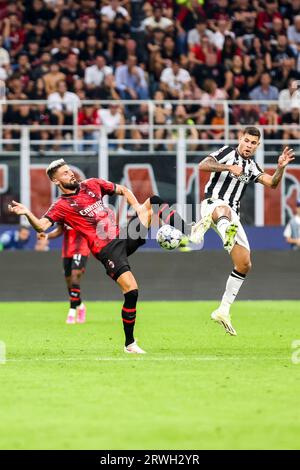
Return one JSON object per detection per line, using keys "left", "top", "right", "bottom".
{"left": 116, "top": 271, "right": 146, "bottom": 354}
{"left": 135, "top": 195, "right": 202, "bottom": 243}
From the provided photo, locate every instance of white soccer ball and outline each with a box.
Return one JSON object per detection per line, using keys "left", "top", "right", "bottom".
{"left": 156, "top": 224, "right": 183, "bottom": 251}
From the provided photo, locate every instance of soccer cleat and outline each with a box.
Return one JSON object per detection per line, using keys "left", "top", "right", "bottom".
{"left": 223, "top": 223, "right": 238, "bottom": 253}
{"left": 189, "top": 214, "right": 212, "bottom": 244}
{"left": 77, "top": 303, "right": 87, "bottom": 323}
{"left": 66, "top": 315, "right": 76, "bottom": 324}
{"left": 124, "top": 341, "right": 146, "bottom": 354}
{"left": 211, "top": 309, "right": 237, "bottom": 336}
{"left": 178, "top": 235, "right": 192, "bottom": 252}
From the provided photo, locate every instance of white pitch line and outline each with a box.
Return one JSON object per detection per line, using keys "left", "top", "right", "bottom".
{"left": 2, "top": 355, "right": 289, "bottom": 363}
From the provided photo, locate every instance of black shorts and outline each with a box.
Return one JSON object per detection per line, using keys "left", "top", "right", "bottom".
{"left": 63, "top": 255, "right": 88, "bottom": 277}
{"left": 96, "top": 215, "right": 148, "bottom": 281}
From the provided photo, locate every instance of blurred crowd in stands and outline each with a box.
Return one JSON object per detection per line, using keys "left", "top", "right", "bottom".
{"left": 1, "top": 0, "right": 300, "bottom": 149}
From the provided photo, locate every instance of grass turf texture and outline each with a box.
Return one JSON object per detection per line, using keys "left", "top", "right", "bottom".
{"left": 0, "top": 300, "right": 300, "bottom": 450}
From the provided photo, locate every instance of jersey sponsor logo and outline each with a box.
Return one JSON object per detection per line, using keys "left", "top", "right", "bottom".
{"left": 79, "top": 200, "right": 105, "bottom": 217}
{"left": 88, "top": 191, "right": 96, "bottom": 198}
{"left": 231, "top": 173, "right": 251, "bottom": 184}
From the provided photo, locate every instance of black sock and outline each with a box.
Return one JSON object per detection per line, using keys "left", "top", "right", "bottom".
{"left": 122, "top": 289, "right": 138, "bottom": 347}
{"left": 69, "top": 284, "right": 81, "bottom": 309}
{"left": 150, "top": 195, "right": 191, "bottom": 235}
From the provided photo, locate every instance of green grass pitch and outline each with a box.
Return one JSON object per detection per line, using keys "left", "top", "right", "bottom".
{"left": 0, "top": 300, "right": 300, "bottom": 450}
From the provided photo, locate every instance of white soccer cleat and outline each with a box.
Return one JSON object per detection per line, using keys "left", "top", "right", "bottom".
{"left": 223, "top": 223, "right": 238, "bottom": 253}
{"left": 124, "top": 341, "right": 146, "bottom": 354}
{"left": 211, "top": 309, "right": 237, "bottom": 336}
{"left": 189, "top": 214, "right": 212, "bottom": 244}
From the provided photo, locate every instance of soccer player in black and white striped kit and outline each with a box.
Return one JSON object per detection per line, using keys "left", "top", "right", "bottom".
{"left": 198, "top": 126, "right": 295, "bottom": 335}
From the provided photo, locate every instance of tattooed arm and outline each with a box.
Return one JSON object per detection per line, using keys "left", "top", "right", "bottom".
{"left": 199, "top": 156, "right": 243, "bottom": 177}
{"left": 257, "top": 147, "right": 295, "bottom": 188}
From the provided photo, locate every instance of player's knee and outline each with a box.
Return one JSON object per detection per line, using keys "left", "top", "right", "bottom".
{"left": 237, "top": 258, "right": 251, "bottom": 274}
{"left": 71, "top": 271, "right": 81, "bottom": 283}
{"left": 212, "top": 206, "right": 231, "bottom": 222}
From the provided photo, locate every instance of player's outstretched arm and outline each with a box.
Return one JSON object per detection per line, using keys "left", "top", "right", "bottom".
{"left": 8, "top": 200, "right": 52, "bottom": 233}
{"left": 257, "top": 147, "right": 295, "bottom": 189}
{"left": 115, "top": 184, "right": 140, "bottom": 211}
{"left": 199, "top": 157, "right": 243, "bottom": 177}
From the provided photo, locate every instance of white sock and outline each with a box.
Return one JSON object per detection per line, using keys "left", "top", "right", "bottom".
{"left": 68, "top": 308, "right": 76, "bottom": 318}
{"left": 216, "top": 216, "right": 231, "bottom": 243}
{"left": 220, "top": 270, "right": 246, "bottom": 312}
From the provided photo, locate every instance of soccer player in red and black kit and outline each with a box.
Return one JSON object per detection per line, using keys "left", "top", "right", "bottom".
{"left": 8, "top": 159, "right": 202, "bottom": 353}
{"left": 39, "top": 224, "right": 90, "bottom": 324}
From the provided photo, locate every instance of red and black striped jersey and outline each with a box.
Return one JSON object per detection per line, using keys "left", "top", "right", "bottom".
{"left": 44, "top": 178, "right": 118, "bottom": 256}
{"left": 62, "top": 225, "right": 90, "bottom": 258}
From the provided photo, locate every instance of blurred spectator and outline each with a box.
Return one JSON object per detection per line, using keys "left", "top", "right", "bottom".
{"left": 61, "top": 53, "right": 84, "bottom": 90}
{"left": 96, "top": 103, "right": 126, "bottom": 152}
{"left": 160, "top": 59, "right": 191, "bottom": 99}
{"left": 143, "top": 6, "right": 173, "bottom": 34}
{"left": 77, "top": 103, "right": 98, "bottom": 151}
{"left": 0, "top": 226, "right": 30, "bottom": 251}
{"left": 84, "top": 54, "right": 113, "bottom": 97}
{"left": 200, "top": 78, "right": 227, "bottom": 107}
{"left": 211, "top": 19, "right": 235, "bottom": 51}
{"left": 203, "top": 103, "right": 226, "bottom": 140}
{"left": 168, "top": 104, "right": 198, "bottom": 151}
{"left": 187, "top": 18, "right": 214, "bottom": 50}
{"left": 221, "top": 35, "right": 242, "bottom": 70}
{"left": 130, "top": 103, "right": 150, "bottom": 149}
{"left": 47, "top": 80, "right": 80, "bottom": 126}
{"left": 191, "top": 50, "right": 225, "bottom": 89}
{"left": 79, "top": 35, "right": 103, "bottom": 68}
{"left": 2, "top": 13, "right": 26, "bottom": 58}
{"left": 176, "top": 0, "right": 205, "bottom": 32}
{"left": 284, "top": 200, "right": 300, "bottom": 250}
{"left": 43, "top": 62, "right": 66, "bottom": 95}
{"left": 249, "top": 72, "right": 279, "bottom": 107}
{"left": 97, "top": 74, "right": 120, "bottom": 100}
{"left": 282, "top": 106, "right": 300, "bottom": 140}
{"left": 108, "top": 13, "right": 131, "bottom": 61}
{"left": 256, "top": 0, "right": 283, "bottom": 36}
{"left": 225, "top": 55, "right": 251, "bottom": 99}
{"left": 115, "top": 55, "right": 149, "bottom": 100}
{"left": 35, "top": 234, "right": 50, "bottom": 251}
{"left": 152, "top": 89, "right": 172, "bottom": 147}
{"left": 258, "top": 104, "right": 282, "bottom": 139}
{"left": 278, "top": 78, "right": 300, "bottom": 113}
{"left": 101, "top": 0, "right": 130, "bottom": 23}
{"left": 287, "top": 15, "right": 300, "bottom": 55}
{"left": 207, "top": 0, "right": 232, "bottom": 25}
{"left": 269, "top": 34, "right": 296, "bottom": 86}
{"left": 51, "top": 36, "right": 79, "bottom": 64}
{"left": 0, "top": 35, "right": 10, "bottom": 76}
{"left": 233, "top": 103, "right": 259, "bottom": 126}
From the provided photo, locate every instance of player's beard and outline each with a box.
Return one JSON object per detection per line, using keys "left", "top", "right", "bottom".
{"left": 61, "top": 180, "right": 80, "bottom": 190}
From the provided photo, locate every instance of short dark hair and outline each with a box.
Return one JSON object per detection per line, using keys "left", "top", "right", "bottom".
{"left": 46, "top": 159, "right": 67, "bottom": 180}
{"left": 242, "top": 126, "right": 261, "bottom": 139}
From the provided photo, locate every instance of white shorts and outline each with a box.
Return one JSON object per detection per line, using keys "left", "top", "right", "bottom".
{"left": 201, "top": 198, "right": 250, "bottom": 252}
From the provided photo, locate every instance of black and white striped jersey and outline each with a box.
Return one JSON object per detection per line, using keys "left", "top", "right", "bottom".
{"left": 204, "top": 145, "right": 264, "bottom": 214}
